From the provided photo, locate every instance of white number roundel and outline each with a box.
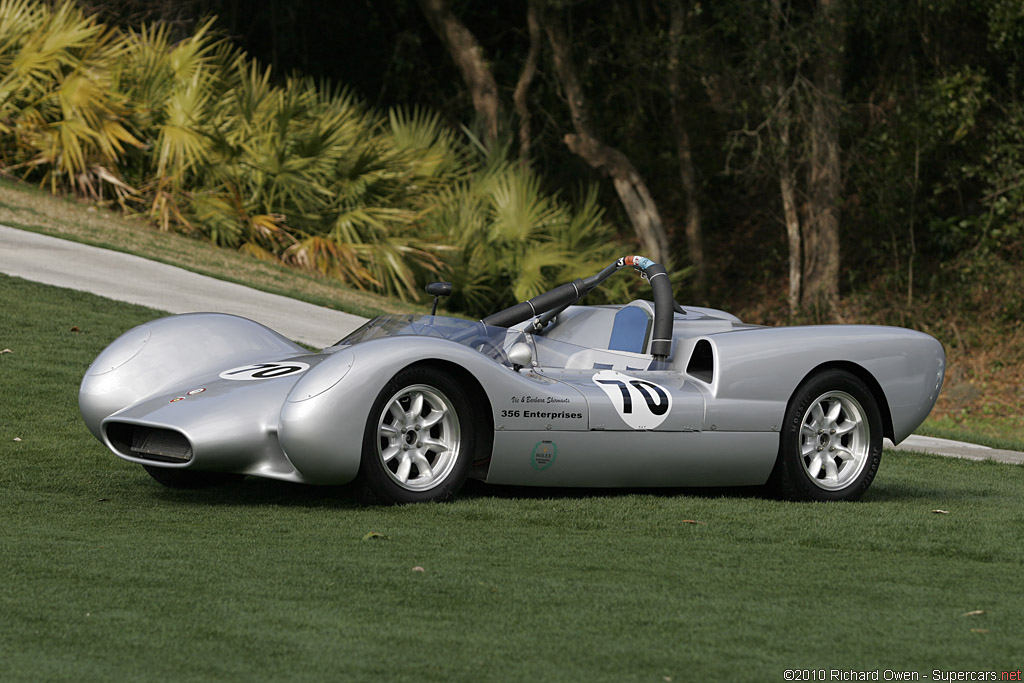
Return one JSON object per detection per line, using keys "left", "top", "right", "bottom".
{"left": 219, "top": 362, "right": 310, "bottom": 381}
{"left": 593, "top": 370, "right": 673, "bottom": 430}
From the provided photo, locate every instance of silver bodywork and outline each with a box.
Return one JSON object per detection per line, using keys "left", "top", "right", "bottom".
{"left": 80, "top": 301, "right": 945, "bottom": 489}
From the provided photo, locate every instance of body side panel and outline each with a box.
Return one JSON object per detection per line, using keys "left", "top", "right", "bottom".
{"left": 486, "top": 430, "right": 778, "bottom": 487}
{"left": 533, "top": 368, "right": 706, "bottom": 432}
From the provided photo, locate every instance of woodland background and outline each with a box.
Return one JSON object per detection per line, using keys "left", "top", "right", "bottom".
{"left": 2, "top": 0, "right": 1023, "bottom": 420}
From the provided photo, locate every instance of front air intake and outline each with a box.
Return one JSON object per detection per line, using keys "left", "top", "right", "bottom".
{"left": 106, "top": 423, "right": 193, "bottom": 463}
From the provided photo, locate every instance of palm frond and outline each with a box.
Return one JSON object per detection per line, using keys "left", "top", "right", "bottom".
{"left": 513, "top": 245, "right": 573, "bottom": 301}
{"left": 486, "top": 165, "right": 561, "bottom": 243}
{"left": 283, "top": 235, "right": 378, "bottom": 287}
{"left": 0, "top": 2, "right": 625, "bottom": 316}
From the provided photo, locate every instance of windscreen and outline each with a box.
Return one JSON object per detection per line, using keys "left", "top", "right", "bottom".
{"left": 336, "top": 315, "right": 523, "bottom": 365}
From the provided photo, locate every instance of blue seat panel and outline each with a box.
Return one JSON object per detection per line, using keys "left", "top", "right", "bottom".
{"left": 608, "top": 306, "right": 652, "bottom": 353}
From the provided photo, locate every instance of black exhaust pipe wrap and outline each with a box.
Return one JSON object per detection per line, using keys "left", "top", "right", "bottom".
{"left": 644, "top": 263, "right": 673, "bottom": 360}
{"left": 481, "top": 257, "right": 675, "bottom": 360}
{"left": 480, "top": 255, "right": 673, "bottom": 358}
{"left": 481, "top": 279, "right": 585, "bottom": 329}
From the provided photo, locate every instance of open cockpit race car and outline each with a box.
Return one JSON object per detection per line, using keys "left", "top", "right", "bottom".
{"left": 80, "top": 255, "right": 945, "bottom": 503}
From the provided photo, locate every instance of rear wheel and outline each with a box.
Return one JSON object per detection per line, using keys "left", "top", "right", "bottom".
{"left": 360, "top": 366, "right": 475, "bottom": 504}
{"left": 143, "top": 466, "right": 243, "bottom": 489}
{"left": 768, "top": 369, "right": 883, "bottom": 502}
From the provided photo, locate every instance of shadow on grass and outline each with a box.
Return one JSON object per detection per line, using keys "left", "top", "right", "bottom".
{"left": 458, "top": 478, "right": 767, "bottom": 502}
{"left": 146, "top": 476, "right": 367, "bottom": 510}
{"left": 135, "top": 464, "right": 978, "bottom": 509}
{"left": 866, "top": 480, "right": 1003, "bottom": 502}
{"left": 139, "top": 473, "right": 770, "bottom": 509}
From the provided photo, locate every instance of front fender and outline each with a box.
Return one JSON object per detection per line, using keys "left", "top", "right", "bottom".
{"left": 80, "top": 313, "right": 305, "bottom": 439}
{"left": 277, "top": 336, "right": 558, "bottom": 484}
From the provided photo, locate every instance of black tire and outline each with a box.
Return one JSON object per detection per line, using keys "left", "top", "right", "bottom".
{"left": 767, "top": 369, "right": 883, "bottom": 502}
{"left": 143, "top": 465, "right": 244, "bottom": 489}
{"left": 360, "top": 366, "right": 476, "bottom": 504}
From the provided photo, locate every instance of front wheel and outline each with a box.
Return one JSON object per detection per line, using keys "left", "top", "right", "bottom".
{"left": 767, "top": 369, "right": 883, "bottom": 502}
{"left": 360, "top": 366, "right": 476, "bottom": 504}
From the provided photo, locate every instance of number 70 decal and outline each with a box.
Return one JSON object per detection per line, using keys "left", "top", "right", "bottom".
{"left": 593, "top": 370, "right": 673, "bottom": 430}
{"left": 219, "top": 361, "right": 310, "bottom": 381}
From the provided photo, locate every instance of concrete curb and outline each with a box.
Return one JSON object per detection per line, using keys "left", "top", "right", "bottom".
{"left": 886, "top": 435, "right": 1024, "bottom": 465}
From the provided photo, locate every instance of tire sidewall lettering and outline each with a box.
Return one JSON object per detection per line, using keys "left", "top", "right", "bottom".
{"left": 775, "top": 371, "right": 882, "bottom": 501}
{"left": 360, "top": 367, "right": 476, "bottom": 504}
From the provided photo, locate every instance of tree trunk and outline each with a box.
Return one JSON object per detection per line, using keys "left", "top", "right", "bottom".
{"left": 513, "top": 0, "right": 542, "bottom": 163}
{"left": 541, "top": 7, "right": 671, "bottom": 266}
{"left": 780, "top": 147, "right": 802, "bottom": 318}
{"left": 668, "top": 1, "right": 706, "bottom": 303}
{"left": 800, "top": 0, "right": 842, "bottom": 317}
{"left": 418, "top": 0, "right": 501, "bottom": 143}
{"left": 770, "top": 0, "right": 802, "bottom": 317}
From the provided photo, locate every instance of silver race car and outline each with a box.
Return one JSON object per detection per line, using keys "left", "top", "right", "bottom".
{"left": 80, "top": 256, "right": 945, "bottom": 503}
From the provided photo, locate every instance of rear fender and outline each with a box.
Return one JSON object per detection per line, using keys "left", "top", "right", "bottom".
{"left": 693, "top": 325, "right": 944, "bottom": 440}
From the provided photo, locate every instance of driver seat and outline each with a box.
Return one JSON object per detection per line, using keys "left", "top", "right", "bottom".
{"left": 607, "top": 302, "right": 653, "bottom": 354}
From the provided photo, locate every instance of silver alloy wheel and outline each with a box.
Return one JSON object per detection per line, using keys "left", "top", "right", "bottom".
{"left": 798, "top": 390, "right": 871, "bottom": 491}
{"left": 375, "top": 384, "right": 461, "bottom": 492}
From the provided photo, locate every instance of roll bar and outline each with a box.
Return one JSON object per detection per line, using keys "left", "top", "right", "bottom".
{"left": 480, "top": 255, "right": 675, "bottom": 361}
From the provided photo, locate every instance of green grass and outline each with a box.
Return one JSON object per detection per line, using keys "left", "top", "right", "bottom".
{"left": 920, "top": 414, "right": 1024, "bottom": 451}
{"left": 3, "top": 274, "right": 1024, "bottom": 682}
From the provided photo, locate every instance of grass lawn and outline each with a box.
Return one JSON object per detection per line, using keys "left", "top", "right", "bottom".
{"left": 919, "top": 415, "right": 1024, "bottom": 452}
{"left": 2, "top": 274, "right": 1023, "bottom": 682}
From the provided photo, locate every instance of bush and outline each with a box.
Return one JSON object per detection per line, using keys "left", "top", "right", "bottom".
{"left": 0, "top": 0, "right": 626, "bottom": 313}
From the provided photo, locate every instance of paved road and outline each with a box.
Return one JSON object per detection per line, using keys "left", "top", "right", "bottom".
{"left": 3, "top": 224, "right": 1021, "bottom": 464}
{"left": 0, "top": 225, "right": 366, "bottom": 348}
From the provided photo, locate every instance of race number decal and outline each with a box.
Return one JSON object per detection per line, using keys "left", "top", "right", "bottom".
{"left": 219, "top": 362, "right": 310, "bottom": 381}
{"left": 593, "top": 370, "right": 673, "bottom": 430}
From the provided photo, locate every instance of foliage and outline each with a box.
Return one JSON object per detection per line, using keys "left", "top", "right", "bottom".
{"left": 8, "top": 0, "right": 1024, "bottom": 324}
{"left": 830, "top": 0, "right": 1024, "bottom": 313}
{"left": 425, "top": 140, "right": 631, "bottom": 312}
{"left": 948, "top": 99, "right": 1024, "bottom": 255}
{"left": 0, "top": 0, "right": 626, "bottom": 313}
{"left": 167, "top": 0, "right": 1024, "bottom": 315}
{"left": 0, "top": 0, "right": 140, "bottom": 196}
{"left": 0, "top": 177, "right": 420, "bottom": 320}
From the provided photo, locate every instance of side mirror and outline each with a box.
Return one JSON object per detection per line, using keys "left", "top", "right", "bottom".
{"left": 425, "top": 282, "right": 452, "bottom": 315}
{"left": 508, "top": 342, "right": 533, "bottom": 372}
{"left": 425, "top": 282, "right": 452, "bottom": 297}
